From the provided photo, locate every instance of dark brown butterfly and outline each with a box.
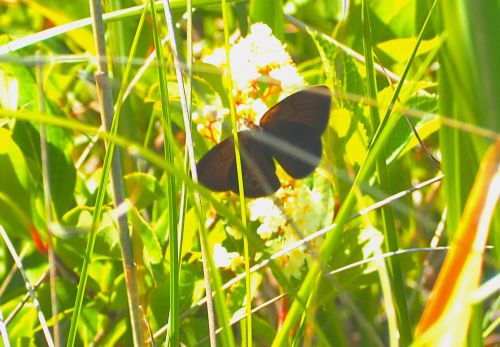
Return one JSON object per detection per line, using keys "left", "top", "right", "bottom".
{"left": 196, "top": 86, "right": 331, "bottom": 198}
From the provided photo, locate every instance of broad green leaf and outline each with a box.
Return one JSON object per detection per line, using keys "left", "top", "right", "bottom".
{"left": 12, "top": 118, "right": 77, "bottom": 217}
{"left": 0, "top": 127, "right": 32, "bottom": 235}
{"left": 377, "top": 37, "right": 439, "bottom": 62}
{"left": 124, "top": 172, "right": 164, "bottom": 210}
{"left": 129, "top": 205, "right": 162, "bottom": 264}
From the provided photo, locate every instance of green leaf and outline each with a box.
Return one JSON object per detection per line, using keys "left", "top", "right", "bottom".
{"left": 147, "top": 279, "right": 170, "bottom": 329}
{"left": 129, "top": 205, "right": 163, "bottom": 264}
{"left": 124, "top": 172, "right": 164, "bottom": 210}
{"left": 192, "top": 62, "right": 230, "bottom": 109}
{"left": 0, "top": 62, "right": 38, "bottom": 111}
{"left": 180, "top": 318, "right": 210, "bottom": 346}
{"left": 377, "top": 37, "right": 439, "bottom": 62}
{"left": 0, "top": 127, "right": 32, "bottom": 235}
{"left": 180, "top": 207, "right": 199, "bottom": 259}
{"left": 2, "top": 297, "right": 38, "bottom": 343}
{"left": 11, "top": 100, "right": 76, "bottom": 218}
{"left": 384, "top": 93, "right": 438, "bottom": 163}
{"left": 109, "top": 273, "right": 129, "bottom": 311}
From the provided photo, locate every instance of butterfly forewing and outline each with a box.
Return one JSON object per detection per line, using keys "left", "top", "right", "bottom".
{"left": 271, "top": 135, "right": 323, "bottom": 178}
{"left": 228, "top": 131, "right": 280, "bottom": 197}
{"left": 258, "top": 85, "right": 331, "bottom": 179}
{"left": 259, "top": 85, "right": 331, "bottom": 138}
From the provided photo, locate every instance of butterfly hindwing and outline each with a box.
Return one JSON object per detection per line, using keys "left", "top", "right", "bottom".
{"left": 228, "top": 131, "right": 281, "bottom": 197}
{"left": 197, "top": 131, "right": 281, "bottom": 197}
{"left": 196, "top": 135, "right": 237, "bottom": 192}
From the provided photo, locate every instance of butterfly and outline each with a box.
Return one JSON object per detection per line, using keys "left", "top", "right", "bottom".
{"left": 196, "top": 85, "right": 331, "bottom": 198}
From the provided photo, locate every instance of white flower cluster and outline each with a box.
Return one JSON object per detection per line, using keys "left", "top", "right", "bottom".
{"left": 249, "top": 198, "right": 287, "bottom": 239}
{"left": 202, "top": 23, "right": 304, "bottom": 92}
{"left": 248, "top": 181, "right": 324, "bottom": 279}
{"left": 197, "top": 23, "right": 305, "bottom": 143}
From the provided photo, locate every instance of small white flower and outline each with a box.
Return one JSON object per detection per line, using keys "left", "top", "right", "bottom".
{"left": 202, "top": 105, "right": 218, "bottom": 120}
{"left": 284, "top": 248, "right": 306, "bottom": 279}
{"left": 249, "top": 22, "right": 272, "bottom": 38}
{"left": 257, "top": 223, "right": 276, "bottom": 239}
{"left": 191, "top": 111, "right": 201, "bottom": 121}
{"left": 268, "top": 204, "right": 287, "bottom": 227}
{"left": 226, "top": 225, "right": 243, "bottom": 240}
{"left": 269, "top": 65, "right": 304, "bottom": 91}
{"left": 249, "top": 198, "right": 275, "bottom": 221}
{"left": 202, "top": 47, "right": 226, "bottom": 67}
{"left": 252, "top": 99, "right": 269, "bottom": 124}
{"left": 246, "top": 24, "right": 290, "bottom": 69}
{"left": 213, "top": 243, "right": 239, "bottom": 268}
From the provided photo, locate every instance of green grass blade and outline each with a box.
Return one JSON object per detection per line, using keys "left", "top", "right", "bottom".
{"left": 361, "top": 1, "right": 412, "bottom": 345}
{"left": 221, "top": 0, "right": 253, "bottom": 346}
{"left": 149, "top": 1, "right": 180, "bottom": 345}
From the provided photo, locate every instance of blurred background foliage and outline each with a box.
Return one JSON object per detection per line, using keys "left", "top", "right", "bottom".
{"left": 0, "top": 0, "right": 498, "bottom": 345}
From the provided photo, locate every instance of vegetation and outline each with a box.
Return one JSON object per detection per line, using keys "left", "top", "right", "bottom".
{"left": 0, "top": 0, "right": 498, "bottom": 345}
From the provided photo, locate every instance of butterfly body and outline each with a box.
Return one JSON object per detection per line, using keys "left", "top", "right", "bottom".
{"left": 196, "top": 86, "right": 331, "bottom": 197}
